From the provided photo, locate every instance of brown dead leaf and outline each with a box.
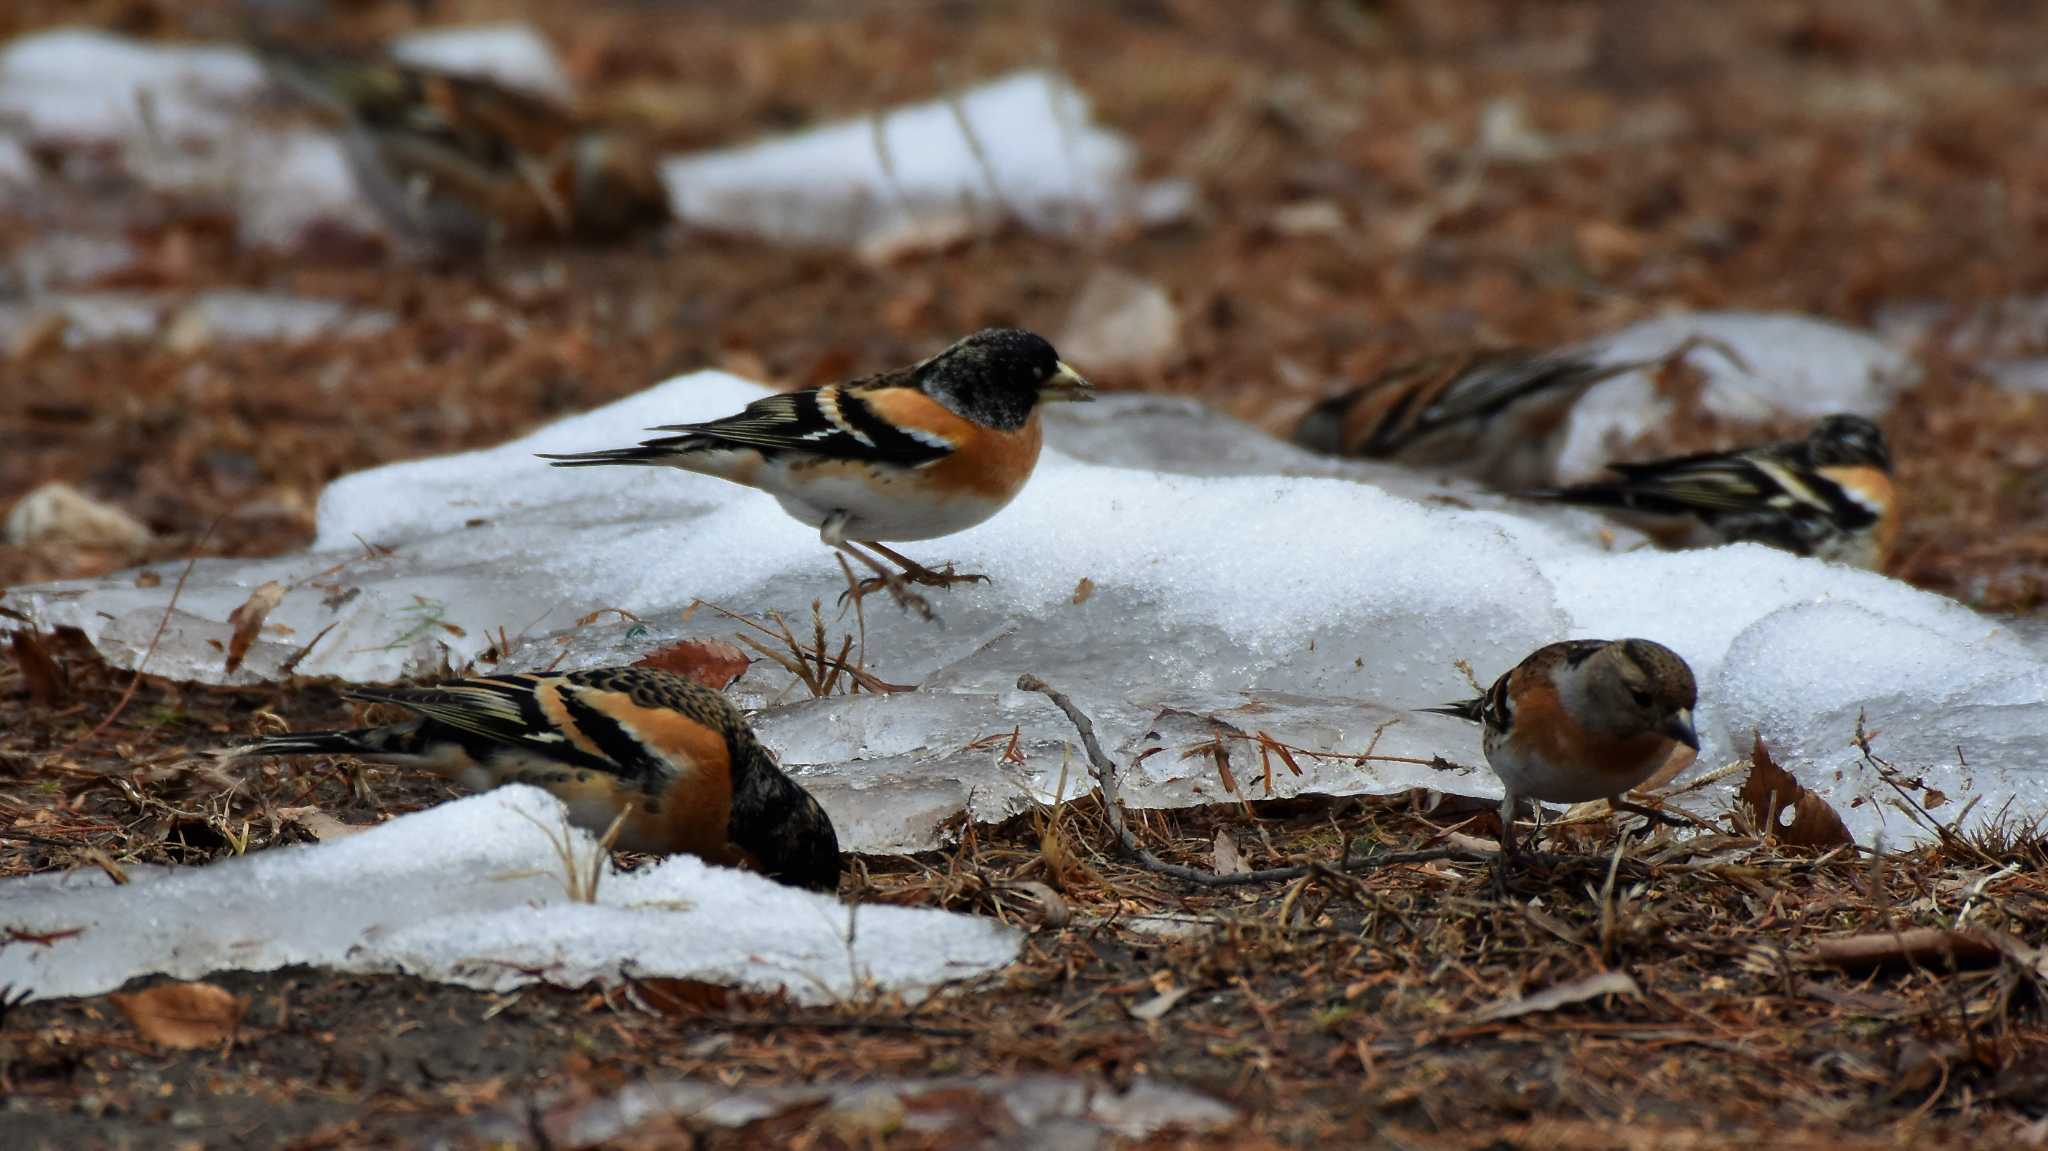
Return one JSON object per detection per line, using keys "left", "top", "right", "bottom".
{"left": 10, "top": 630, "right": 67, "bottom": 706}
{"left": 633, "top": 638, "right": 751, "bottom": 689}
{"left": 625, "top": 976, "right": 732, "bottom": 1016}
{"left": 1468, "top": 970, "right": 1641, "bottom": 1024}
{"left": 278, "top": 807, "right": 368, "bottom": 841}
{"left": 223, "top": 581, "right": 286, "bottom": 675}
{"left": 1738, "top": 734, "right": 1853, "bottom": 850}
{"left": 113, "top": 981, "right": 247, "bottom": 1049}
{"left": 1211, "top": 828, "right": 1251, "bottom": 875}
{"left": 1127, "top": 984, "right": 1191, "bottom": 1021}
{"left": 1071, "top": 577, "right": 1095, "bottom": 605}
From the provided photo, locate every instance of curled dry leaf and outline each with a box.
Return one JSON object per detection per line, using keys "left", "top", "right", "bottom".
{"left": 10, "top": 630, "right": 67, "bottom": 706}
{"left": 113, "top": 981, "right": 247, "bottom": 1049}
{"left": 1071, "top": 577, "right": 1095, "bottom": 605}
{"left": 1127, "top": 984, "right": 1191, "bottom": 1021}
{"left": 1738, "top": 733, "right": 1853, "bottom": 850}
{"left": 1468, "top": 970, "right": 1641, "bottom": 1024}
{"left": 632, "top": 638, "right": 751, "bottom": 689}
{"left": 1211, "top": 828, "right": 1251, "bottom": 876}
{"left": 998, "top": 879, "right": 1071, "bottom": 928}
{"left": 223, "top": 581, "right": 287, "bottom": 675}
{"left": 278, "top": 807, "right": 369, "bottom": 841}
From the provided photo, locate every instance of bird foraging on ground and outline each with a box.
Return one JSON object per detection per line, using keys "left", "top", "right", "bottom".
{"left": 1292, "top": 339, "right": 1725, "bottom": 490}
{"left": 255, "top": 39, "right": 671, "bottom": 255}
{"left": 540, "top": 328, "right": 1093, "bottom": 619}
{"left": 231, "top": 667, "right": 841, "bottom": 892}
{"left": 1425, "top": 638, "right": 1699, "bottom": 868}
{"left": 1530, "top": 414, "right": 1896, "bottom": 570}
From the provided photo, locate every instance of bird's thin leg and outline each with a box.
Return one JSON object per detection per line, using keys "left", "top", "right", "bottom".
{"left": 821, "top": 516, "right": 935, "bottom": 622}
{"left": 1492, "top": 791, "right": 1519, "bottom": 899}
{"left": 862, "top": 542, "right": 990, "bottom": 590}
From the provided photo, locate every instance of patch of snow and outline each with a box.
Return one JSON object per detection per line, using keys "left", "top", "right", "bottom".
{"left": 6, "top": 371, "right": 2037, "bottom": 852}
{"left": 389, "top": 23, "right": 574, "bottom": 104}
{"left": 0, "top": 289, "right": 391, "bottom": 350}
{"left": 468, "top": 1074, "right": 1236, "bottom": 1148}
{"left": 0, "top": 27, "right": 263, "bottom": 143}
{"left": 170, "top": 289, "right": 394, "bottom": 344}
{"left": 662, "top": 70, "right": 1187, "bottom": 252}
{"left": 1554, "top": 311, "right": 1917, "bottom": 483}
{"left": 2, "top": 234, "right": 137, "bottom": 291}
{"left": 0, "top": 787, "right": 1019, "bottom": 1003}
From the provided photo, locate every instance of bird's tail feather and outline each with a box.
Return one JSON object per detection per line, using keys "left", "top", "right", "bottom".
{"left": 224, "top": 727, "right": 419, "bottom": 760}
{"left": 1522, "top": 481, "right": 1631, "bottom": 509}
{"left": 1418, "top": 698, "right": 1486, "bottom": 724}
{"left": 537, "top": 434, "right": 706, "bottom": 468}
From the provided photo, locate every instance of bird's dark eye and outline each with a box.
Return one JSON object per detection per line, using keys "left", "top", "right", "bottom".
{"left": 1628, "top": 687, "right": 1653, "bottom": 707}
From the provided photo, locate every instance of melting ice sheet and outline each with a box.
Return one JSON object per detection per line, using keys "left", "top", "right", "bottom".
{"left": 0, "top": 787, "right": 1020, "bottom": 1002}
{"left": 661, "top": 69, "right": 1189, "bottom": 254}
{"left": 8, "top": 375, "right": 2044, "bottom": 853}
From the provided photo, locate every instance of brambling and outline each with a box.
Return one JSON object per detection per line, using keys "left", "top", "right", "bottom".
{"left": 235, "top": 667, "right": 841, "bottom": 891}
{"left": 540, "top": 328, "right": 1093, "bottom": 617}
{"left": 1531, "top": 414, "right": 1896, "bottom": 570}
{"left": 1426, "top": 638, "right": 1699, "bottom": 861}
{"left": 257, "top": 41, "right": 671, "bottom": 253}
{"left": 1291, "top": 339, "right": 1724, "bottom": 490}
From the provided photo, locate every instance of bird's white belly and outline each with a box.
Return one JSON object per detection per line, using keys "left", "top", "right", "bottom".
{"left": 764, "top": 465, "right": 1013, "bottom": 543}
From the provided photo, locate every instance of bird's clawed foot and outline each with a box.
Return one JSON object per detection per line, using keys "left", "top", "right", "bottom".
{"left": 1610, "top": 797, "right": 1686, "bottom": 840}
{"left": 865, "top": 543, "right": 989, "bottom": 590}
{"left": 837, "top": 567, "right": 937, "bottom": 623}
{"left": 832, "top": 539, "right": 986, "bottom": 623}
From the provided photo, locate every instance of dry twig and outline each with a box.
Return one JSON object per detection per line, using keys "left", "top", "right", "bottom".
{"left": 1016, "top": 674, "right": 1478, "bottom": 887}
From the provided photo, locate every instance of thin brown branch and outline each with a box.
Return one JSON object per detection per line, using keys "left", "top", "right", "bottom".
{"left": 78, "top": 517, "right": 220, "bottom": 745}
{"left": 1016, "top": 673, "right": 1477, "bottom": 887}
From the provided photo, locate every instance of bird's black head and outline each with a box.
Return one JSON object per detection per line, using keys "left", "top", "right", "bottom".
{"left": 1807, "top": 414, "right": 1890, "bottom": 472}
{"left": 730, "top": 746, "right": 843, "bottom": 893}
{"left": 914, "top": 328, "right": 1092, "bottom": 430}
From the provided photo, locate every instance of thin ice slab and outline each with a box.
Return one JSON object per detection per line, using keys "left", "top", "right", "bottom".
{"left": 7, "top": 364, "right": 2042, "bottom": 853}
{"left": 0, "top": 787, "right": 1020, "bottom": 1003}
{"left": 661, "top": 70, "right": 1190, "bottom": 257}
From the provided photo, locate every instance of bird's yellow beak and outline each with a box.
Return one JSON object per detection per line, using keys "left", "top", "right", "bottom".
{"left": 1661, "top": 707, "right": 1700, "bottom": 751}
{"left": 1039, "top": 361, "right": 1094, "bottom": 403}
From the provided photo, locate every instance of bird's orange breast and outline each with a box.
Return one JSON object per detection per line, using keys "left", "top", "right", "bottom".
{"left": 1507, "top": 669, "right": 1676, "bottom": 787}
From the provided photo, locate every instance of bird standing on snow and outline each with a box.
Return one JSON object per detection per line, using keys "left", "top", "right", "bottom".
{"left": 234, "top": 667, "right": 841, "bottom": 892}
{"left": 1531, "top": 414, "right": 1896, "bottom": 570}
{"left": 1426, "top": 639, "right": 1699, "bottom": 863}
{"left": 541, "top": 328, "right": 1093, "bottom": 618}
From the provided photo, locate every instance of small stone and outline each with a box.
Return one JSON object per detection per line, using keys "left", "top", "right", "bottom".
{"left": 1057, "top": 267, "right": 1179, "bottom": 375}
{"left": 4, "top": 482, "right": 152, "bottom": 553}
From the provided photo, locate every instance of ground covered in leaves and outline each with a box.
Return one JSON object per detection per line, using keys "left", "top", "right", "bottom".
{"left": 5, "top": 1, "right": 2048, "bottom": 1148}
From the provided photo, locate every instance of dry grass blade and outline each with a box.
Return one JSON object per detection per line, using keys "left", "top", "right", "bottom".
{"left": 78, "top": 516, "right": 220, "bottom": 745}
{"left": 695, "top": 599, "right": 913, "bottom": 696}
